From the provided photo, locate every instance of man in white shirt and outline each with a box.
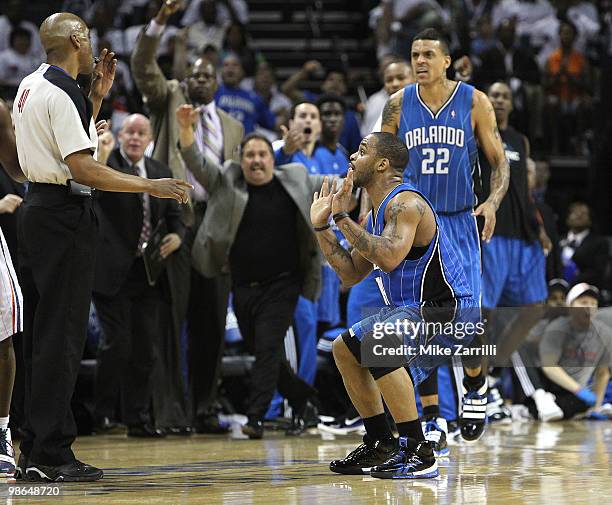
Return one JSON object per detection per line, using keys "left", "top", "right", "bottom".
{"left": 0, "top": 28, "right": 41, "bottom": 90}
{"left": 12, "top": 12, "right": 190, "bottom": 483}
{"left": 368, "top": 59, "right": 414, "bottom": 134}
{"left": 361, "top": 56, "right": 402, "bottom": 136}
{"left": 0, "top": 2, "right": 45, "bottom": 62}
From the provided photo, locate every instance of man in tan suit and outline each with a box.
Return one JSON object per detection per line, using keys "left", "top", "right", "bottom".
{"left": 131, "top": 0, "right": 244, "bottom": 434}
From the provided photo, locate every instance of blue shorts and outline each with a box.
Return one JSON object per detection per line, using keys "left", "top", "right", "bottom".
{"left": 437, "top": 211, "right": 481, "bottom": 305}
{"left": 347, "top": 297, "right": 480, "bottom": 386}
{"left": 482, "top": 236, "right": 547, "bottom": 308}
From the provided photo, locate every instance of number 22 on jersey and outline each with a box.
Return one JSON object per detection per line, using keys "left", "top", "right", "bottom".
{"left": 421, "top": 147, "right": 449, "bottom": 174}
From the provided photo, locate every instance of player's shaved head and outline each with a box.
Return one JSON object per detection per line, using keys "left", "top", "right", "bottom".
{"left": 39, "top": 12, "right": 88, "bottom": 58}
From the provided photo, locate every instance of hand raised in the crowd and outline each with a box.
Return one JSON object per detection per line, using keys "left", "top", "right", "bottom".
{"left": 332, "top": 169, "right": 354, "bottom": 216}
{"left": 311, "top": 177, "right": 336, "bottom": 227}
{"left": 280, "top": 124, "right": 305, "bottom": 155}
{"left": 97, "top": 129, "right": 116, "bottom": 160}
{"left": 90, "top": 48, "right": 117, "bottom": 99}
{"left": 0, "top": 194, "right": 23, "bottom": 214}
{"left": 454, "top": 56, "right": 473, "bottom": 81}
{"left": 156, "top": 0, "right": 184, "bottom": 24}
{"left": 176, "top": 104, "right": 200, "bottom": 129}
{"left": 160, "top": 233, "right": 182, "bottom": 258}
{"left": 302, "top": 60, "right": 322, "bottom": 74}
{"left": 148, "top": 178, "right": 193, "bottom": 203}
{"left": 95, "top": 119, "right": 111, "bottom": 136}
{"left": 473, "top": 200, "right": 496, "bottom": 242}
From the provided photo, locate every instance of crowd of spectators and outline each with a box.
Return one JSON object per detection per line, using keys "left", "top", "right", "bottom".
{"left": 1, "top": 0, "right": 612, "bottom": 437}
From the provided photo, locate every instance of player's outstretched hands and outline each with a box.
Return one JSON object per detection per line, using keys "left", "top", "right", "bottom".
{"left": 91, "top": 48, "right": 117, "bottom": 99}
{"left": 311, "top": 177, "right": 336, "bottom": 227}
{"left": 176, "top": 104, "right": 200, "bottom": 129}
{"left": 331, "top": 168, "right": 353, "bottom": 216}
{"left": 473, "top": 200, "right": 496, "bottom": 242}
{"left": 148, "top": 178, "right": 193, "bottom": 203}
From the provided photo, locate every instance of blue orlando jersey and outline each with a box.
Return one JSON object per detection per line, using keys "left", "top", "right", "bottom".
{"left": 274, "top": 143, "right": 349, "bottom": 176}
{"left": 215, "top": 84, "right": 276, "bottom": 134}
{"left": 368, "top": 184, "right": 471, "bottom": 308}
{"left": 398, "top": 82, "right": 479, "bottom": 213}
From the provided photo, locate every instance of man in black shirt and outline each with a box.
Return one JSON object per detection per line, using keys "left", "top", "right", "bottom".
{"left": 177, "top": 104, "right": 329, "bottom": 438}
{"left": 480, "top": 81, "right": 549, "bottom": 310}
{"left": 479, "top": 81, "right": 550, "bottom": 418}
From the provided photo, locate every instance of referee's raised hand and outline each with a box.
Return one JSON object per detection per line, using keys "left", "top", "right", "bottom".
{"left": 91, "top": 48, "right": 117, "bottom": 99}
{"left": 147, "top": 178, "right": 193, "bottom": 204}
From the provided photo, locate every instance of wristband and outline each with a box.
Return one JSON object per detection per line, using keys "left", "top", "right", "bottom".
{"left": 313, "top": 224, "right": 331, "bottom": 232}
{"left": 333, "top": 211, "right": 350, "bottom": 223}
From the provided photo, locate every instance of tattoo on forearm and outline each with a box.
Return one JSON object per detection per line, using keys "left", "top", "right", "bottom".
{"left": 317, "top": 230, "right": 356, "bottom": 277}
{"left": 489, "top": 158, "right": 510, "bottom": 208}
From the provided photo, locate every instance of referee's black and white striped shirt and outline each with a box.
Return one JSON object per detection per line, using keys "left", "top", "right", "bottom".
{"left": 12, "top": 63, "right": 98, "bottom": 184}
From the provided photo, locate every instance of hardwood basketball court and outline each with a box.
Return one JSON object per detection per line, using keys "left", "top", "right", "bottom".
{"left": 2, "top": 421, "right": 611, "bottom": 504}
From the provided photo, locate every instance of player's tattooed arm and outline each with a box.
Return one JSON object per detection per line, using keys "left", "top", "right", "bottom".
{"left": 472, "top": 90, "right": 510, "bottom": 241}
{"left": 380, "top": 89, "right": 404, "bottom": 133}
{"left": 315, "top": 228, "right": 373, "bottom": 287}
{"left": 339, "top": 193, "right": 421, "bottom": 273}
{"left": 474, "top": 92, "right": 509, "bottom": 209}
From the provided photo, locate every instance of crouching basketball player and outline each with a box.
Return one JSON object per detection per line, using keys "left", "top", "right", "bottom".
{"left": 310, "top": 132, "right": 478, "bottom": 479}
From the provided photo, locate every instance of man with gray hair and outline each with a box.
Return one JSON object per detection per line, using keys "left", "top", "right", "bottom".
{"left": 93, "top": 114, "right": 185, "bottom": 439}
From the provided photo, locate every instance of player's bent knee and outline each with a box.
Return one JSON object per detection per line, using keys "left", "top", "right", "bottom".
{"left": 333, "top": 331, "right": 361, "bottom": 367}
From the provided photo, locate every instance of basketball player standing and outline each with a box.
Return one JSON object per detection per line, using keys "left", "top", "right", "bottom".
{"left": 381, "top": 29, "right": 509, "bottom": 443}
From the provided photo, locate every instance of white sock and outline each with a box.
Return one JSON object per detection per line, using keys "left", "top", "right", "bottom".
{"left": 0, "top": 416, "right": 8, "bottom": 430}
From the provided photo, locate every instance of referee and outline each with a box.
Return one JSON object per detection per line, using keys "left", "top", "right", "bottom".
{"left": 12, "top": 13, "right": 191, "bottom": 482}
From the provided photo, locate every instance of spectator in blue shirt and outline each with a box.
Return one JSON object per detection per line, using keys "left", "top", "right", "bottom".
{"left": 274, "top": 99, "right": 348, "bottom": 177}
{"left": 315, "top": 94, "right": 349, "bottom": 177}
{"left": 215, "top": 53, "right": 276, "bottom": 134}
{"left": 274, "top": 101, "right": 321, "bottom": 169}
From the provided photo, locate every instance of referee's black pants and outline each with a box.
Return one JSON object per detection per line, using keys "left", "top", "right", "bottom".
{"left": 92, "top": 258, "right": 163, "bottom": 427}
{"left": 233, "top": 274, "right": 316, "bottom": 421}
{"left": 18, "top": 184, "right": 97, "bottom": 466}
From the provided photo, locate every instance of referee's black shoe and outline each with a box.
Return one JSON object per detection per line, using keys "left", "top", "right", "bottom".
{"left": 329, "top": 435, "right": 396, "bottom": 475}
{"left": 26, "top": 460, "right": 103, "bottom": 482}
